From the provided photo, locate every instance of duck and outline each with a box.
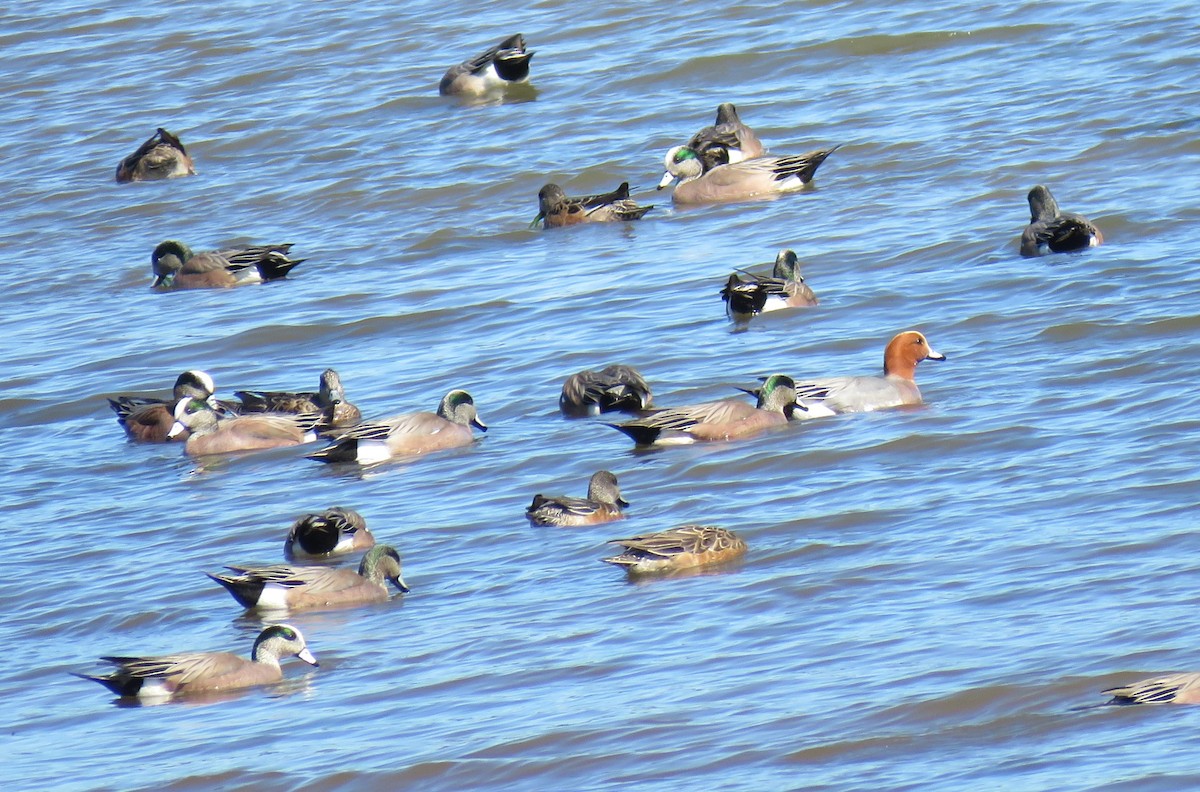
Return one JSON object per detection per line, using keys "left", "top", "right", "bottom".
{"left": 657, "top": 145, "right": 839, "bottom": 205}
{"left": 439, "top": 34, "right": 534, "bottom": 96}
{"left": 526, "top": 470, "right": 629, "bottom": 526}
{"left": 284, "top": 507, "right": 374, "bottom": 559}
{"left": 1103, "top": 673, "right": 1200, "bottom": 705}
{"left": 107, "top": 370, "right": 218, "bottom": 443}
{"left": 788, "top": 331, "right": 946, "bottom": 413}
{"left": 151, "top": 241, "right": 303, "bottom": 290}
{"left": 1020, "top": 185, "right": 1103, "bottom": 257}
{"left": 234, "top": 368, "right": 361, "bottom": 430}
{"left": 607, "top": 374, "right": 799, "bottom": 446}
{"left": 685, "top": 102, "right": 766, "bottom": 170}
{"left": 115, "top": 127, "right": 195, "bottom": 183}
{"left": 721, "top": 249, "right": 818, "bottom": 319}
{"left": 307, "top": 389, "right": 486, "bottom": 464}
{"left": 534, "top": 182, "right": 654, "bottom": 228}
{"left": 207, "top": 545, "right": 409, "bottom": 612}
{"left": 559, "top": 364, "right": 653, "bottom": 416}
{"left": 602, "top": 525, "right": 747, "bottom": 575}
{"left": 73, "top": 624, "right": 317, "bottom": 700}
{"left": 168, "top": 398, "right": 319, "bottom": 456}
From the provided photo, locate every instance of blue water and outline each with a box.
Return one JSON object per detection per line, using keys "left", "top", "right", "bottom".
{"left": 3, "top": 1, "right": 1200, "bottom": 790}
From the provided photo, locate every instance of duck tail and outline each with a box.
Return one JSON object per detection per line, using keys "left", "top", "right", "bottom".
{"left": 306, "top": 438, "right": 359, "bottom": 463}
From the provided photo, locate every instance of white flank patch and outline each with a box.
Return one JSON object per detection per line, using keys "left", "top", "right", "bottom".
{"left": 137, "top": 679, "right": 173, "bottom": 699}
{"left": 356, "top": 440, "right": 394, "bottom": 465}
{"left": 794, "top": 401, "right": 838, "bottom": 420}
{"left": 761, "top": 295, "right": 789, "bottom": 313}
{"left": 257, "top": 583, "right": 293, "bottom": 611}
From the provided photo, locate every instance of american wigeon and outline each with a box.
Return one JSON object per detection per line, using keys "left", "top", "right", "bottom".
{"left": 608, "top": 374, "right": 799, "bottom": 446}
{"left": 151, "top": 241, "right": 303, "bottom": 290}
{"left": 284, "top": 507, "right": 374, "bottom": 559}
{"left": 168, "top": 398, "right": 319, "bottom": 456}
{"left": 107, "top": 370, "right": 217, "bottom": 443}
{"left": 307, "top": 389, "right": 486, "bottom": 464}
{"left": 115, "top": 127, "right": 195, "bottom": 183}
{"left": 1020, "top": 185, "right": 1103, "bottom": 257}
{"left": 207, "top": 545, "right": 409, "bottom": 611}
{"left": 533, "top": 182, "right": 654, "bottom": 228}
{"left": 439, "top": 34, "right": 534, "bottom": 96}
{"left": 74, "top": 624, "right": 317, "bottom": 700}
{"left": 789, "top": 331, "right": 946, "bottom": 413}
{"left": 602, "top": 525, "right": 747, "bottom": 574}
{"left": 526, "top": 470, "right": 629, "bottom": 526}
{"left": 1103, "top": 673, "right": 1200, "bottom": 705}
{"left": 657, "top": 145, "right": 839, "bottom": 205}
{"left": 559, "top": 364, "right": 653, "bottom": 416}
{"left": 234, "top": 369, "right": 362, "bottom": 430}
{"left": 685, "top": 102, "right": 766, "bottom": 170}
{"left": 721, "top": 249, "right": 818, "bottom": 319}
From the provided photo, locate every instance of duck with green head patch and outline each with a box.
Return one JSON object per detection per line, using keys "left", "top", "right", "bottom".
{"left": 608, "top": 374, "right": 800, "bottom": 446}
{"left": 657, "top": 144, "right": 838, "bottom": 205}
{"left": 207, "top": 545, "right": 410, "bottom": 612}
{"left": 168, "top": 398, "right": 320, "bottom": 456}
{"left": 73, "top": 624, "right": 317, "bottom": 700}
{"left": 307, "top": 389, "right": 486, "bottom": 464}
{"left": 151, "top": 240, "right": 303, "bottom": 290}
{"left": 721, "top": 249, "right": 818, "bottom": 320}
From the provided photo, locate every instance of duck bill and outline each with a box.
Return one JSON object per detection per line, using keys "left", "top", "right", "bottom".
{"left": 656, "top": 172, "right": 676, "bottom": 190}
{"left": 392, "top": 575, "right": 411, "bottom": 594}
{"left": 926, "top": 348, "right": 947, "bottom": 362}
{"left": 298, "top": 647, "right": 319, "bottom": 667}
{"left": 472, "top": 417, "right": 488, "bottom": 432}
{"left": 616, "top": 497, "right": 630, "bottom": 508}
{"left": 166, "top": 420, "right": 187, "bottom": 439}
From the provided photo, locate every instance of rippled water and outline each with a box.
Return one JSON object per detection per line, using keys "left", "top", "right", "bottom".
{"left": 4, "top": 0, "right": 1200, "bottom": 789}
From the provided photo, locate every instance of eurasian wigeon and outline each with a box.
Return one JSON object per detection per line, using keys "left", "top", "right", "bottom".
{"left": 74, "top": 624, "right": 317, "bottom": 700}
{"left": 789, "top": 331, "right": 946, "bottom": 413}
